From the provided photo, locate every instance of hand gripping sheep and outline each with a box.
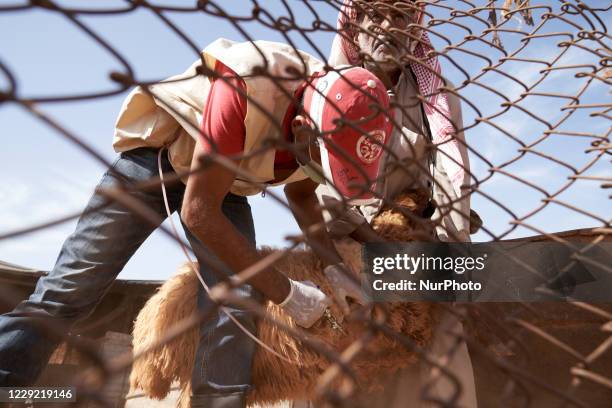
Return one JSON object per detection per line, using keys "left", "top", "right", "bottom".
{"left": 130, "top": 190, "right": 438, "bottom": 407}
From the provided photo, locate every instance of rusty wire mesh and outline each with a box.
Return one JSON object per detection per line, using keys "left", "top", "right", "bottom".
{"left": 0, "top": 0, "right": 611, "bottom": 407}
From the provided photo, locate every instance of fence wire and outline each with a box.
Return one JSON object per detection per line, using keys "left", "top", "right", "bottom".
{"left": 0, "top": 0, "right": 611, "bottom": 407}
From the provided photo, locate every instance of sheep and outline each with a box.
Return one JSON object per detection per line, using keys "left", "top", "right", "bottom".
{"left": 129, "top": 190, "right": 438, "bottom": 407}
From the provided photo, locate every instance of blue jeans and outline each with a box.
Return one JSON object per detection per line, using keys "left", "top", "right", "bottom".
{"left": 0, "top": 147, "right": 260, "bottom": 407}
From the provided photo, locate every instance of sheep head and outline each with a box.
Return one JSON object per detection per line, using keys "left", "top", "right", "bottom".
{"left": 371, "top": 188, "right": 435, "bottom": 242}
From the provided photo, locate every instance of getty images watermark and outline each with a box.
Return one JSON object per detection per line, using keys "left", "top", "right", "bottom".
{"left": 362, "top": 242, "right": 612, "bottom": 302}
{"left": 371, "top": 252, "right": 487, "bottom": 292}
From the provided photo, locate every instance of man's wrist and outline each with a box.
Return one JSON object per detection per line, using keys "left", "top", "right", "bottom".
{"left": 350, "top": 223, "right": 384, "bottom": 243}
{"left": 278, "top": 278, "right": 295, "bottom": 307}
{"left": 324, "top": 262, "right": 345, "bottom": 272}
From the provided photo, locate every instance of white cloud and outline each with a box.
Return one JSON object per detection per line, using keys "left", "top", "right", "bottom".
{"left": 0, "top": 168, "right": 94, "bottom": 270}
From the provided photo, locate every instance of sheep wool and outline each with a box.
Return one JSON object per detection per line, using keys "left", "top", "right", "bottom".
{"left": 130, "top": 190, "right": 438, "bottom": 407}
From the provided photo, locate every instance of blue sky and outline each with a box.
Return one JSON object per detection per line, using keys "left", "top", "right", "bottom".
{"left": 1, "top": 1, "right": 609, "bottom": 280}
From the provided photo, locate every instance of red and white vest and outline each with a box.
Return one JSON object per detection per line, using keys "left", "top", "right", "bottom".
{"left": 113, "top": 38, "right": 324, "bottom": 195}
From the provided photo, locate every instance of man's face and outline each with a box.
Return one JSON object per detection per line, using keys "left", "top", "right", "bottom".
{"left": 354, "top": 1, "right": 420, "bottom": 70}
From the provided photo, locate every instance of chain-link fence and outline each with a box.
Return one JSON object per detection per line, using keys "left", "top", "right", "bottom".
{"left": 0, "top": 1, "right": 610, "bottom": 407}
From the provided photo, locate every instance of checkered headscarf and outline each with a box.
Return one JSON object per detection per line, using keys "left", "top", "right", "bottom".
{"left": 332, "top": 0, "right": 465, "bottom": 196}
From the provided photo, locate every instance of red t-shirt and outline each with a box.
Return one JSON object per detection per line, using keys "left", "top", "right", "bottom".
{"left": 200, "top": 60, "right": 297, "bottom": 168}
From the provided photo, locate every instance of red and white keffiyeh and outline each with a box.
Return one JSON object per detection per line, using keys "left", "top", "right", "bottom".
{"left": 330, "top": 0, "right": 466, "bottom": 197}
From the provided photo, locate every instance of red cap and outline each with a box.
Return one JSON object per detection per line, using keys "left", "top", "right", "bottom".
{"left": 302, "top": 67, "right": 392, "bottom": 204}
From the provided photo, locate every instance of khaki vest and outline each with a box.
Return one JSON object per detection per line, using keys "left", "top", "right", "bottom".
{"left": 113, "top": 38, "right": 325, "bottom": 195}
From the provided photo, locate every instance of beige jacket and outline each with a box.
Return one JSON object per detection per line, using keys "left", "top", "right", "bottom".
{"left": 113, "top": 38, "right": 324, "bottom": 196}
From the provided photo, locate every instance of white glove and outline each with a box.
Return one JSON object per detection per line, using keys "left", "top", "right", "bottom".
{"left": 279, "top": 279, "right": 331, "bottom": 328}
{"left": 324, "top": 263, "right": 369, "bottom": 316}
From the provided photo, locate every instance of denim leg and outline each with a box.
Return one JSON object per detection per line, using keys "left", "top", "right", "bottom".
{"left": 0, "top": 148, "right": 184, "bottom": 386}
{"left": 183, "top": 193, "right": 263, "bottom": 407}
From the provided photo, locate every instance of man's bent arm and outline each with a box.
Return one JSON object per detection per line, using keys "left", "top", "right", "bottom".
{"left": 284, "top": 178, "right": 344, "bottom": 267}
{"left": 287, "top": 179, "right": 371, "bottom": 314}
{"left": 182, "top": 140, "right": 291, "bottom": 304}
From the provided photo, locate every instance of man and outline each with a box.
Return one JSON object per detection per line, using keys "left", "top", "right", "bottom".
{"left": 0, "top": 38, "right": 389, "bottom": 408}
{"left": 322, "top": 0, "right": 472, "bottom": 242}
{"left": 317, "top": 1, "right": 478, "bottom": 407}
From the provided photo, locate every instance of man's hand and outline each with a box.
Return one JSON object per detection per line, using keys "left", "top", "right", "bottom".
{"left": 349, "top": 221, "right": 385, "bottom": 243}
{"left": 279, "top": 279, "right": 331, "bottom": 328}
{"left": 324, "top": 263, "right": 369, "bottom": 316}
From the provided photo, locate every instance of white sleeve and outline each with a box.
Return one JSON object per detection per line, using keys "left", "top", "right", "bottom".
{"left": 433, "top": 89, "right": 472, "bottom": 242}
